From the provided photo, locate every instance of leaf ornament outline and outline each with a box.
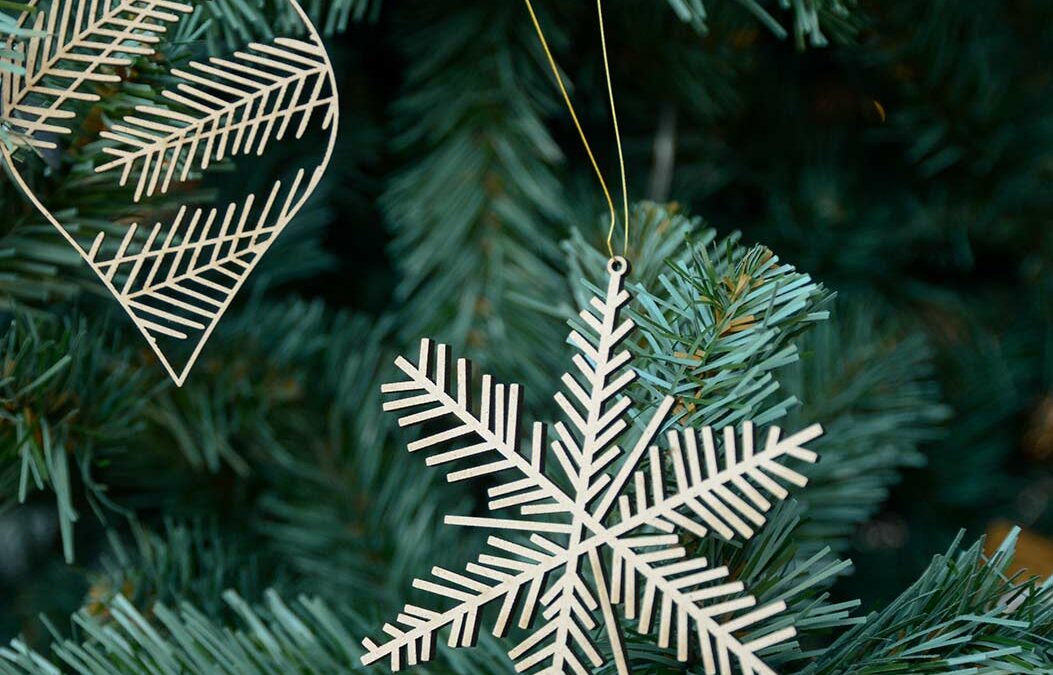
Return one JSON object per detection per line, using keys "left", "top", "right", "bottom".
{"left": 363, "top": 257, "right": 824, "bottom": 675}
{"left": 0, "top": 0, "right": 340, "bottom": 385}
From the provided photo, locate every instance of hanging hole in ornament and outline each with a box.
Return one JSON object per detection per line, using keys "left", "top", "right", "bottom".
{"left": 608, "top": 256, "right": 629, "bottom": 276}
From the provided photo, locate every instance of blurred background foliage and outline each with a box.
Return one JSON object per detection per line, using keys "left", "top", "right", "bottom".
{"left": 0, "top": 0, "right": 1051, "bottom": 672}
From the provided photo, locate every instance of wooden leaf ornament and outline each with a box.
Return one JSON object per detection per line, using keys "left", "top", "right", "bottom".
{"left": 362, "top": 257, "right": 823, "bottom": 674}
{"left": 0, "top": 0, "right": 339, "bottom": 385}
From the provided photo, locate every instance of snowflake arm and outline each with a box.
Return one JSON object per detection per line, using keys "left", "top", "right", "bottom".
{"left": 381, "top": 337, "right": 576, "bottom": 523}
{"left": 603, "top": 423, "right": 823, "bottom": 541}
{"left": 596, "top": 422, "right": 823, "bottom": 675}
{"left": 360, "top": 535, "right": 577, "bottom": 670}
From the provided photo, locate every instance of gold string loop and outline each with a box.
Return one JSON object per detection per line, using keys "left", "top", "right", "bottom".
{"left": 522, "top": 0, "right": 630, "bottom": 260}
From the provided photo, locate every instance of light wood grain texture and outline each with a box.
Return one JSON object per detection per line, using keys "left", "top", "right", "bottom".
{"left": 0, "top": 0, "right": 193, "bottom": 149}
{"left": 95, "top": 37, "right": 337, "bottom": 201}
{"left": 363, "top": 257, "right": 823, "bottom": 674}
{"left": 0, "top": 0, "right": 339, "bottom": 386}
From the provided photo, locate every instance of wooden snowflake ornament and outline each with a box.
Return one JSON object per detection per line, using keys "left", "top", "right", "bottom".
{"left": 0, "top": 0, "right": 338, "bottom": 385}
{"left": 362, "top": 257, "right": 823, "bottom": 674}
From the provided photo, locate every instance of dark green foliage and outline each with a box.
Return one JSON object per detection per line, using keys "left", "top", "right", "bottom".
{"left": 93, "top": 520, "right": 270, "bottom": 618}
{"left": 0, "top": 591, "right": 368, "bottom": 674}
{"left": 382, "top": 0, "right": 572, "bottom": 406}
{"left": 665, "top": 0, "right": 859, "bottom": 47}
{"left": 780, "top": 309, "right": 950, "bottom": 551}
{"left": 0, "top": 587, "right": 519, "bottom": 674}
{"left": 1, "top": 0, "right": 1050, "bottom": 672}
{"left": 0, "top": 315, "right": 154, "bottom": 561}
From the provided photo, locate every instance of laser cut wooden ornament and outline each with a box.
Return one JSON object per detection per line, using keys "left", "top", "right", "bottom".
{"left": 0, "top": 0, "right": 339, "bottom": 385}
{"left": 362, "top": 257, "right": 823, "bottom": 674}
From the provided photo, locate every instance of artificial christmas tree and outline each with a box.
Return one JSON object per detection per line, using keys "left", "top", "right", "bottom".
{"left": 1, "top": 0, "right": 1050, "bottom": 673}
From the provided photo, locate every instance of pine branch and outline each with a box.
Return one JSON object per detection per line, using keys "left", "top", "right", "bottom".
{"left": 242, "top": 308, "right": 481, "bottom": 601}
{"left": 563, "top": 202, "right": 833, "bottom": 431}
{"left": 0, "top": 584, "right": 517, "bottom": 674}
{"left": 383, "top": 0, "right": 570, "bottom": 407}
{"left": 800, "top": 529, "right": 1053, "bottom": 674}
{"left": 564, "top": 202, "right": 952, "bottom": 571}
{"left": 0, "top": 201, "right": 87, "bottom": 310}
{"left": 664, "top": 0, "right": 860, "bottom": 47}
{"left": 0, "top": 590, "right": 360, "bottom": 674}
{"left": 0, "top": 313, "right": 156, "bottom": 562}
{"left": 0, "top": 296, "right": 483, "bottom": 637}
{"left": 193, "top": 0, "right": 378, "bottom": 53}
{"left": 136, "top": 297, "right": 384, "bottom": 474}
{"left": 779, "top": 307, "right": 950, "bottom": 551}
{"left": 103, "top": 298, "right": 479, "bottom": 609}
{"left": 91, "top": 519, "right": 269, "bottom": 618}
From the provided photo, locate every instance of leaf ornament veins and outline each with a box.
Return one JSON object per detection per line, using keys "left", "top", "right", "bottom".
{"left": 0, "top": 0, "right": 194, "bottom": 149}
{"left": 94, "top": 37, "right": 338, "bottom": 202}
{"left": 362, "top": 257, "right": 823, "bottom": 675}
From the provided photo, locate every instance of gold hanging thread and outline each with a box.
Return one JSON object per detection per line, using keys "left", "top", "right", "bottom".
{"left": 595, "top": 0, "right": 629, "bottom": 259}
{"left": 522, "top": 0, "right": 629, "bottom": 259}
